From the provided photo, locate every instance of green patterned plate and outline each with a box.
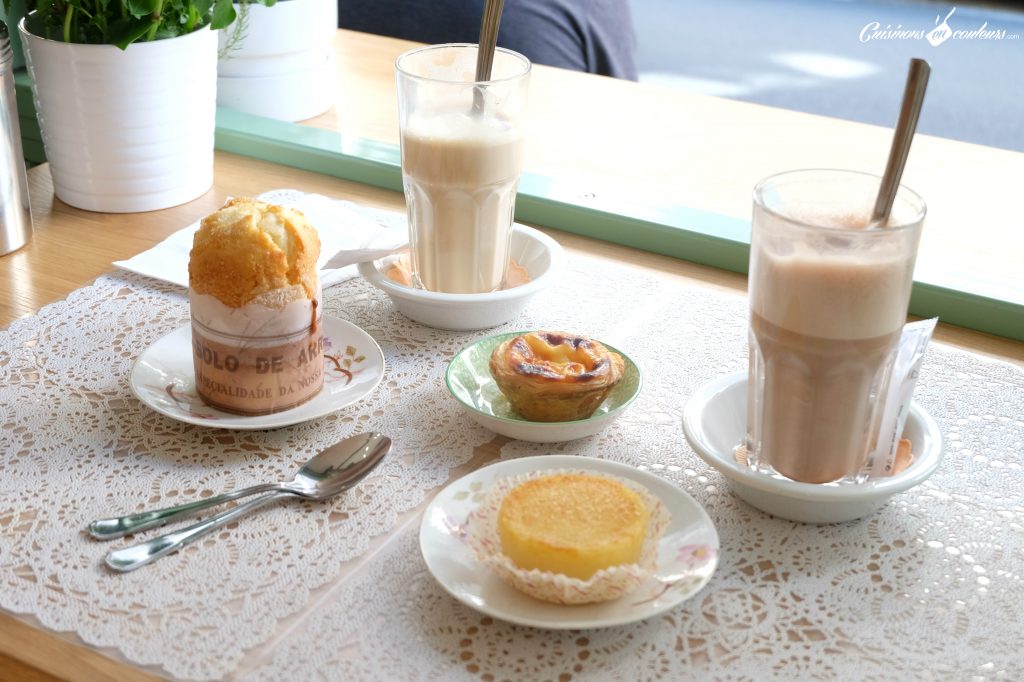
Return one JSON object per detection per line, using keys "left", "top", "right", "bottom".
{"left": 445, "top": 331, "right": 642, "bottom": 442}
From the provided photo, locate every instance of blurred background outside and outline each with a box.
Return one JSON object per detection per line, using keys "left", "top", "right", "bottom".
{"left": 632, "top": 0, "right": 1023, "bottom": 152}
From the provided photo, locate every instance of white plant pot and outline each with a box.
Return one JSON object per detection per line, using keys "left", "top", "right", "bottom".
{"left": 218, "top": 53, "right": 336, "bottom": 122}
{"left": 20, "top": 18, "right": 217, "bottom": 213}
{"left": 216, "top": 0, "right": 337, "bottom": 121}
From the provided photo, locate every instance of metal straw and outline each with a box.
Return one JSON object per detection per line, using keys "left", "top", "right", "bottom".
{"left": 869, "top": 58, "right": 931, "bottom": 227}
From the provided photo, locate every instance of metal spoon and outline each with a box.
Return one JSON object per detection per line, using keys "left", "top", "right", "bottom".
{"left": 472, "top": 0, "right": 506, "bottom": 114}
{"left": 89, "top": 432, "right": 391, "bottom": 539}
{"left": 869, "top": 58, "right": 931, "bottom": 227}
{"left": 98, "top": 433, "right": 391, "bottom": 572}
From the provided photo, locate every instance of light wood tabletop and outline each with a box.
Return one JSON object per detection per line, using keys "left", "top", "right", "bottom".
{"left": 309, "top": 31, "right": 1024, "bottom": 308}
{"left": 1, "top": 29, "right": 1022, "bottom": 682}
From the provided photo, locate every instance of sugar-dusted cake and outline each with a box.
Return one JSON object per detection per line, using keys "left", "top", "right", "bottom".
{"left": 188, "top": 198, "right": 324, "bottom": 415}
{"left": 497, "top": 473, "right": 649, "bottom": 580}
{"left": 189, "top": 197, "right": 320, "bottom": 308}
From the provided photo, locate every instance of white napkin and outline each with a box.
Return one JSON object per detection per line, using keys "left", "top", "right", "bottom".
{"left": 113, "top": 192, "right": 404, "bottom": 289}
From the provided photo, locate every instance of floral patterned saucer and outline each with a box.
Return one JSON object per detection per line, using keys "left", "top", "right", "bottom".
{"left": 129, "top": 316, "right": 385, "bottom": 430}
{"left": 419, "top": 455, "right": 720, "bottom": 629}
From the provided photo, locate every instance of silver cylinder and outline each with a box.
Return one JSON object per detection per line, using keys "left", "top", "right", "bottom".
{"left": 0, "top": 20, "right": 32, "bottom": 256}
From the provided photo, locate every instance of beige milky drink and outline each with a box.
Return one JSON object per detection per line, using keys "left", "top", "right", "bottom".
{"left": 746, "top": 170, "right": 924, "bottom": 484}
{"left": 396, "top": 44, "right": 531, "bottom": 294}
{"left": 402, "top": 111, "right": 523, "bottom": 293}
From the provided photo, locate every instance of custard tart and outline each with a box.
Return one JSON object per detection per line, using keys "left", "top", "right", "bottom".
{"left": 489, "top": 331, "right": 625, "bottom": 422}
{"left": 498, "top": 473, "right": 649, "bottom": 580}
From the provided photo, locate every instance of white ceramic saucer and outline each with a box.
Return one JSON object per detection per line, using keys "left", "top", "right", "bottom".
{"left": 358, "top": 224, "right": 565, "bottom": 331}
{"left": 682, "top": 371, "right": 944, "bottom": 523}
{"left": 130, "top": 316, "right": 385, "bottom": 430}
{"left": 419, "top": 455, "right": 720, "bottom": 629}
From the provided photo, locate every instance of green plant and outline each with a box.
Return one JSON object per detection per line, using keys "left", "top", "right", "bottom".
{"left": 10, "top": 0, "right": 275, "bottom": 49}
{"left": 217, "top": 0, "right": 249, "bottom": 59}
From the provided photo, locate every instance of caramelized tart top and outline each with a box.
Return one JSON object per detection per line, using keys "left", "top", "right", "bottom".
{"left": 503, "top": 331, "right": 618, "bottom": 383}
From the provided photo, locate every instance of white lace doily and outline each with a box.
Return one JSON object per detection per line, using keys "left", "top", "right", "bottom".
{"left": 1, "top": 201, "right": 1022, "bottom": 681}
{"left": 240, "top": 271, "right": 1024, "bottom": 682}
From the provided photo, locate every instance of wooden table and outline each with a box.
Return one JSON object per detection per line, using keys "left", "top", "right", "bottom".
{"left": 310, "top": 32, "right": 1024, "bottom": 308}
{"left": 1, "top": 31, "right": 1022, "bottom": 682}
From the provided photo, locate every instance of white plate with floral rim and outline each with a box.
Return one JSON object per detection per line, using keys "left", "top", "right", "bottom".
{"left": 419, "top": 455, "right": 720, "bottom": 629}
{"left": 129, "top": 316, "right": 385, "bottom": 430}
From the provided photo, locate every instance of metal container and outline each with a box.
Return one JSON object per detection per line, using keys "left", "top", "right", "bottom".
{"left": 0, "top": 19, "right": 32, "bottom": 256}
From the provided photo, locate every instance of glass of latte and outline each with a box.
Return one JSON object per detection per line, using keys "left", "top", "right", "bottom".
{"left": 746, "top": 170, "right": 925, "bottom": 484}
{"left": 395, "top": 43, "right": 531, "bottom": 294}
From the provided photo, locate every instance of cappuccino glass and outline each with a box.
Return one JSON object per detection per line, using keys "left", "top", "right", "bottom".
{"left": 395, "top": 44, "right": 530, "bottom": 294}
{"left": 746, "top": 170, "right": 925, "bottom": 484}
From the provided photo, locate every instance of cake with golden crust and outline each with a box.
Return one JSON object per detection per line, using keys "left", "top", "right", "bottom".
{"left": 497, "top": 473, "right": 649, "bottom": 580}
{"left": 489, "top": 331, "right": 625, "bottom": 422}
{"left": 188, "top": 198, "right": 324, "bottom": 416}
{"left": 188, "top": 197, "right": 320, "bottom": 308}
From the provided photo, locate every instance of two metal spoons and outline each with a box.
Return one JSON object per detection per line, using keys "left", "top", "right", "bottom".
{"left": 91, "top": 432, "right": 391, "bottom": 572}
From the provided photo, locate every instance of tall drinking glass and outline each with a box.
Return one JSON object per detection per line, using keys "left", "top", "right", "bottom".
{"left": 746, "top": 170, "right": 925, "bottom": 484}
{"left": 395, "top": 44, "right": 530, "bottom": 294}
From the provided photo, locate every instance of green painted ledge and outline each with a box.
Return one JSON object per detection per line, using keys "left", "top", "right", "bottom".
{"left": 215, "top": 109, "right": 1023, "bottom": 341}
{"left": 11, "top": 84, "right": 1021, "bottom": 340}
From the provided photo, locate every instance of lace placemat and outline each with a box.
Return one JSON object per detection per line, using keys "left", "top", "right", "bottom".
{"left": 243, "top": 315, "right": 1024, "bottom": 680}
{"left": 2, "top": 203, "right": 1022, "bottom": 680}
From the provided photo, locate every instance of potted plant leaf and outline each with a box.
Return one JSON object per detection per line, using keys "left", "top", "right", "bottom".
{"left": 11, "top": 0, "right": 272, "bottom": 212}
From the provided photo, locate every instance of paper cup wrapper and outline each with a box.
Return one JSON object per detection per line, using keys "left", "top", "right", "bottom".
{"left": 189, "top": 285, "right": 324, "bottom": 416}
{"left": 466, "top": 468, "right": 671, "bottom": 605}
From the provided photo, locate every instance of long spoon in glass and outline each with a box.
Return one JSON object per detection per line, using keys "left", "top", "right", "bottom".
{"left": 869, "top": 58, "right": 931, "bottom": 227}
{"left": 472, "top": 0, "right": 506, "bottom": 114}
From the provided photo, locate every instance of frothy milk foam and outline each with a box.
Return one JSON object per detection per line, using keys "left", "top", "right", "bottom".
{"left": 401, "top": 109, "right": 523, "bottom": 294}
{"left": 748, "top": 210, "right": 917, "bottom": 483}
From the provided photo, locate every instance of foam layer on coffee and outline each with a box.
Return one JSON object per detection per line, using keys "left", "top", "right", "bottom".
{"left": 750, "top": 209, "right": 917, "bottom": 340}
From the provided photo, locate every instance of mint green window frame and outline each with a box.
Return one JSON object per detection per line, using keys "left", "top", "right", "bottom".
{"left": 14, "top": 72, "right": 1022, "bottom": 341}
{"left": 213, "top": 109, "right": 1022, "bottom": 341}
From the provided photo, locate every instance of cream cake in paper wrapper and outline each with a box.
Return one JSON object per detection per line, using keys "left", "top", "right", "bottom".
{"left": 466, "top": 469, "right": 671, "bottom": 604}
{"left": 188, "top": 198, "right": 324, "bottom": 416}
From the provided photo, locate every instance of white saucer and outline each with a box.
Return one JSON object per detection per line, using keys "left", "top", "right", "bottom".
{"left": 682, "top": 371, "right": 944, "bottom": 523}
{"left": 419, "top": 455, "right": 720, "bottom": 629}
{"left": 130, "top": 316, "right": 385, "bottom": 430}
{"left": 359, "top": 225, "right": 565, "bottom": 331}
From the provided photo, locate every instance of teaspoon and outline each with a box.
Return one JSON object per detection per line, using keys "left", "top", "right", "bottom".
{"left": 472, "top": 0, "right": 505, "bottom": 114}
{"left": 869, "top": 58, "right": 931, "bottom": 227}
{"left": 89, "top": 432, "right": 391, "bottom": 539}
{"left": 97, "top": 433, "right": 390, "bottom": 572}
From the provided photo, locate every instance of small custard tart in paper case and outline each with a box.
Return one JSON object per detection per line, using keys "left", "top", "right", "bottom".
{"left": 467, "top": 470, "right": 671, "bottom": 604}
{"left": 489, "top": 331, "right": 625, "bottom": 422}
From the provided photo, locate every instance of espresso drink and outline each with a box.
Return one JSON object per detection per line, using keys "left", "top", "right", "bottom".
{"left": 747, "top": 212, "right": 917, "bottom": 483}
{"left": 401, "top": 110, "right": 523, "bottom": 294}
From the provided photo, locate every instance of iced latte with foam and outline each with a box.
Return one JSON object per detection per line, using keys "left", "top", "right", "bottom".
{"left": 402, "top": 111, "right": 523, "bottom": 293}
{"left": 746, "top": 171, "right": 925, "bottom": 484}
{"left": 396, "top": 44, "right": 530, "bottom": 294}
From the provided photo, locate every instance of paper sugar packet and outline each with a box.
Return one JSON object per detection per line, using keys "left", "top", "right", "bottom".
{"left": 867, "top": 318, "right": 938, "bottom": 478}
